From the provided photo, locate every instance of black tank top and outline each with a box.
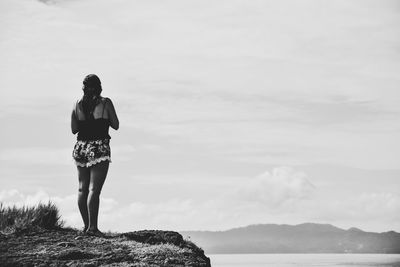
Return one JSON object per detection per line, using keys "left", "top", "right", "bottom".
{"left": 76, "top": 98, "right": 111, "bottom": 141}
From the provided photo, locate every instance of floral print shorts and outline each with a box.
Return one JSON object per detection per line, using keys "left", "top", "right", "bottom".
{"left": 72, "top": 139, "right": 111, "bottom": 167}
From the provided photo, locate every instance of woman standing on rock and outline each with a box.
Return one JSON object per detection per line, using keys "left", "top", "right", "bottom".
{"left": 71, "top": 74, "right": 119, "bottom": 236}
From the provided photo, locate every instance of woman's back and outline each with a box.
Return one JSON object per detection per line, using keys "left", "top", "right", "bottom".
{"left": 75, "top": 97, "right": 109, "bottom": 121}
{"left": 75, "top": 97, "right": 111, "bottom": 141}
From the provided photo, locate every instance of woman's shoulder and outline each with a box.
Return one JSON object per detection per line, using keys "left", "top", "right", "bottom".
{"left": 75, "top": 97, "right": 85, "bottom": 105}
{"left": 100, "top": 96, "right": 114, "bottom": 105}
{"left": 74, "top": 99, "right": 82, "bottom": 109}
{"left": 100, "top": 96, "right": 110, "bottom": 102}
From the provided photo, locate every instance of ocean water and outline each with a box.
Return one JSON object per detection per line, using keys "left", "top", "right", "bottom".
{"left": 209, "top": 254, "right": 400, "bottom": 267}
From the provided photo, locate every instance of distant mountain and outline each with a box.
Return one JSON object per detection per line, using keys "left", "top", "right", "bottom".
{"left": 180, "top": 223, "right": 400, "bottom": 254}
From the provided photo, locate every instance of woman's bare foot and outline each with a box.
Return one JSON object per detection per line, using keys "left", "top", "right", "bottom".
{"left": 86, "top": 229, "right": 105, "bottom": 237}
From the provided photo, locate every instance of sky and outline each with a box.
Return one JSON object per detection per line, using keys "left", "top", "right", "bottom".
{"left": 0, "top": 0, "right": 399, "bottom": 233}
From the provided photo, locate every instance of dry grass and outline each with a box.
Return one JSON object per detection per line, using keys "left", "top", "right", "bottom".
{"left": 0, "top": 202, "right": 64, "bottom": 233}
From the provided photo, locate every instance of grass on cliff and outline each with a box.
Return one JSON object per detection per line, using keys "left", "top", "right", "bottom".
{"left": 0, "top": 202, "right": 64, "bottom": 233}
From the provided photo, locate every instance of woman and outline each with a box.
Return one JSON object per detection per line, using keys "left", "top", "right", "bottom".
{"left": 71, "top": 74, "right": 119, "bottom": 236}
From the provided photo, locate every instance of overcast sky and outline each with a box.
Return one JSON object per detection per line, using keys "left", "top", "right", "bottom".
{"left": 0, "top": 0, "right": 399, "bottom": 232}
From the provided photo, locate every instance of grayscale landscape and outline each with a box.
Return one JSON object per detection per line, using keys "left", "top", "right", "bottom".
{"left": 1, "top": 0, "right": 399, "bottom": 266}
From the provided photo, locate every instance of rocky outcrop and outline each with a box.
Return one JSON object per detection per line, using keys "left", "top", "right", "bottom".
{"left": 0, "top": 228, "right": 211, "bottom": 266}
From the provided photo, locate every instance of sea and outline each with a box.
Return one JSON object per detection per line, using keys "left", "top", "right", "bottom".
{"left": 209, "top": 254, "right": 400, "bottom": 267}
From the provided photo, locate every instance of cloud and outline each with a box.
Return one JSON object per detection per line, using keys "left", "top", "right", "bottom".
{"left": 301, "top": 192, "right": 400, "bottom": 232}
{"left": 235, "top": 167, "right": 315, "bottom": 207}
{"left": 0, "top": 189, "right": 51, "bottom": 207}
{"left": 2, "top": 166, "right": 315, "bottom": 231}
{"left": 0, "top": 189, "right": 25, "bottom": 204}
{"left": 1, "top": 178, "right": 399, "bottom": 232}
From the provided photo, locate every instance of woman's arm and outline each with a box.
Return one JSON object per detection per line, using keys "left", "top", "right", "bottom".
{"left": 105, "top": 98, "right": 119, "bottom": 130}
{"left": 71, "top": 103, "right": 79, "bottom": 134}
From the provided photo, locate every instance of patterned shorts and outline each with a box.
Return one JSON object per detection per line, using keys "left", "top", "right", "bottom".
{"left": 72, "top": 139, "right": 111, "bottom": 167}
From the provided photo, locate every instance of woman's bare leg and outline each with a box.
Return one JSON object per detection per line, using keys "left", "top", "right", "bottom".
{"left": 77, "top": 166, "right": 90, "bottom": 231}
{"left": 87, "top": 161, "right": 109, "bottom": 231}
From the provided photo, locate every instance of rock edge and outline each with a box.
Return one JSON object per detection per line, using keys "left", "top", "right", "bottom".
{"left": 0, "top": 228, "right": 211, "bottom": 267}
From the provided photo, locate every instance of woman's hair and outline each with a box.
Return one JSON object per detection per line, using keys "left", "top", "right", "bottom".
{"left": 81, "top": 74, "right": 102, "bottom": 120}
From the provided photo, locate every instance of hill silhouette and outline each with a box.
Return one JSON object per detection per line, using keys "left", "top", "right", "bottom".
{"left": 181, "top": 223, "right": 400, "bottom": 254}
